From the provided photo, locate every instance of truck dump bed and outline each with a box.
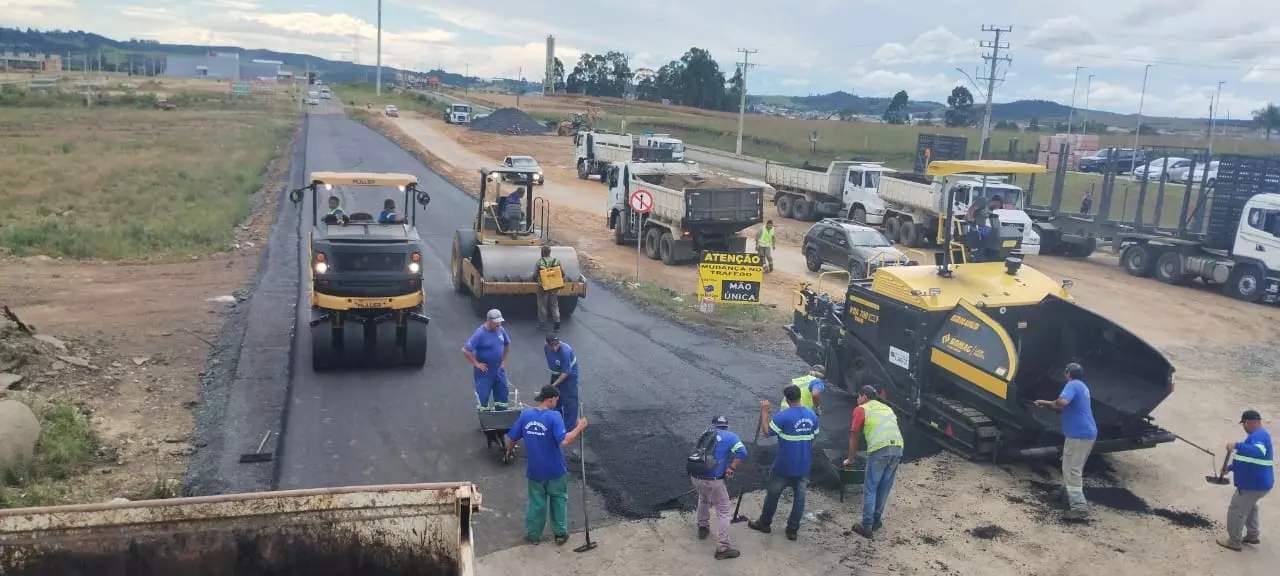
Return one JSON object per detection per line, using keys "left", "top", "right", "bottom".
{"left": 0, "top": 482, "right": 480, "bottom": 576}
{"left": 634, "top": 172, "right": 763, "bottom": 228}
{"left": 878, "top": 173, "right": 938, "bottom": 213}
{"left": 764, "top": 161, "right": 852, "bottom": 198}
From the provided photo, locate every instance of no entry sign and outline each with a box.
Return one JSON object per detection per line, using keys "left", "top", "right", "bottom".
{"left": 629, "top": 189, "right": 653, "bottom": 214}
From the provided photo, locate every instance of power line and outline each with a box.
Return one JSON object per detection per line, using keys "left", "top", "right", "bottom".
{"left": 976, "top": 25, "right": 1012, "bottom": 160}
{"left": 735, "top": 48, "right": 758, "bottom": 156}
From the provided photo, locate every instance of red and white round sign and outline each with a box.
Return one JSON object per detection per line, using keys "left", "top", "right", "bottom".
{"left": 629, "top": 189, "right": 653, "bottom": 214}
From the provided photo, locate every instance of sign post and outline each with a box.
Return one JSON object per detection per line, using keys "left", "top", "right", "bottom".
{"left": 629, "top": 189, "right": 653, "bottom": 283}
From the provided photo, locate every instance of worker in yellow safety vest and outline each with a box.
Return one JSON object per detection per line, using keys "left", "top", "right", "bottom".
{"left": 756, "top": 220, "right": 776, "bottom": 273}
{"left": 782, "top": 365, "right": 825, "bottom": 415}
{"left": 843, "top": 385, "right": 904, "bottom": 540}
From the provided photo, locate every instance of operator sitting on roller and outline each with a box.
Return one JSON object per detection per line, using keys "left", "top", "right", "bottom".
{"left": 498, "top": 188, "right": 524, "bottom": 230}
{"left": 534, "top": 245, "right": 563, "bottom": 331}
{"left": 325, "top": 196, "right": 347, "bottom": 224}
{"left": 378, "top": 198, "right": 404, "bottom": 224}
{"left": 544, "top": 333, "right": 579, "bottom": 432}
{"left": 784, "top": 365, "right": 826, "bottom": 416}
{"left": 462, "top": 309, "right": 511, "bottom": 411}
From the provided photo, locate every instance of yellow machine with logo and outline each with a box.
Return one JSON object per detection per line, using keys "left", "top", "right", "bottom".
{"left": 784, "top": 160, "right": 1177, "bottom": 461}
{"left": 451, "top": 167, "right": 587, "bottom": 318}
{"left": 290, "top": 171, "right": 433, "bottom": 370}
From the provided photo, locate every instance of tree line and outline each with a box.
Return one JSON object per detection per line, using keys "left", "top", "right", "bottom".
{"left": 551, "top": 47, "right": 745, "bottom": 112}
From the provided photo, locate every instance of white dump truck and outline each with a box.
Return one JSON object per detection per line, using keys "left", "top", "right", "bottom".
{"left": 444, "top": 103, "right": 472, "bottom": 124}
{"left": 635, "top": 133, "right": 685, "bottom": 161}
{"left": 605, "top": 161, "right": 764, "bottom": 264}
{"left": 764, "top": 160, "right": 894, "bottom": 224}
{"left": 0, "top": 482, "right": 482, "bottom": 576}
{"left": 878, "top": 171, "right": 1041, "bottom": 254}
{"left": 575, "top": 130, "right": 634, "bottom": 181}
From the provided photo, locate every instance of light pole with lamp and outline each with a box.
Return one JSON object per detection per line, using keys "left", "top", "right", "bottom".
{"left": 1067, "top": 66, "right": 1084, "bottom": 136}
{"left": 1129, "top": 64, "right": 1154, "bottom": 175}
{"left": 1081, "top": 74, "right": 1094, "bottom": 134}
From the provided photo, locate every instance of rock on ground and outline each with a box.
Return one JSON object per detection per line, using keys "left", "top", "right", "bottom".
{"left": 0, "top": 400, "right": 40, "bottom": 473}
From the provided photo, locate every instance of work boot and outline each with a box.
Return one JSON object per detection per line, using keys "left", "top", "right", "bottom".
{"left": 850, "top": 525, "right": 873, "bottom": 540}
{"left": 1062, "top": 508, "right": 1089, "bottom": 521}
{"left": 554, "top": 535, "right": 569, "bottom": 546}
{"left": 714, "top": 547, "right": 741, "bottom": 560}
{"left": 1244, "top": 535, "right": 1261, "bottom": 545}
{"left": 785, "top": 530, "right": 798, "bottom": 541}
{"left": 1216, "top": 537, "right": 1243, "bottom": 551}
{"left": 747, "top": 520, "right": 771, "bottom": 534}
{"left": 697, "top": 526, "right": 710, "bottom": 540}
{"left": 554, "top": 321, "right": 561, "bottom": 331}
{"left": 873, "top": 521, "right": 883, "bottom": 532}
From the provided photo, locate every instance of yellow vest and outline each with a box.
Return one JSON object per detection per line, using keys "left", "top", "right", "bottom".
{"left": 861, "top": 400, "right": 904, "bottom": 453}
{"left": 758, "top": 227, "right": 776, "bottom": 248}
{"left": 783, "top": 375, "right": 818, "bottom": 410}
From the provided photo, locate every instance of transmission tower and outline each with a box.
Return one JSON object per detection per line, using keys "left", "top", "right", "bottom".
{"left": 976, "top": 25, "right": 1012, "bottom": 159}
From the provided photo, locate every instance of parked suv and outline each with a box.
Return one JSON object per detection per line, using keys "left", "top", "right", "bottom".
{"left": 1078, "top": 148, "right": 1146, "bottom": 173}
{"left": 802, "top": 218, "right": 909, "bottom": 278}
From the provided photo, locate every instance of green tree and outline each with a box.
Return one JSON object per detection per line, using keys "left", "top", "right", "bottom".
{"left": 837, "top": 107, "right": 858, "bottom": 121}
{"left": 725, "top": 66, "right": 745, "bottom": 111}
{"left": 944, "top": 86, "right": 975, "bottom": 127}
{"left": 882, "top": 90, "right": 909, "bottom": 124}
{"left": 1254, "top": 102, "right": 1280, "bottom": 140}
{"left": 1028, "top": 117, "right": 1040, "bottom": 132}
{"left": 552, "top": 57, "right": 565, "bottom": 93}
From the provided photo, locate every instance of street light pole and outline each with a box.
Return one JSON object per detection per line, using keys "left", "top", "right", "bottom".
{"left": 375, "top": 0, "right": 382, "bottom": 96}
{"left": 1067, "top": 66, "right": 1083, "bottom": 136}
{"left": 1130, "top": 64, "right": 1154, "bottom": 175}
{"left": 1081, "top": 74, "right": 1094, "bottom": 134}
{"left": 1208, "top": 81, "right": 1225, "bottom": 157}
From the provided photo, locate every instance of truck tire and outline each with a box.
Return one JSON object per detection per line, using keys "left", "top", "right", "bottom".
{"left": 1225, "top": 266, "right": 1264, "bottom": 303}
{"left": 613, "top": 213, "right": 627, "bottom": 245}
{"left": 659, "top": 232, "right": 677, "bottom": 265}
{"left": 805, "top": 248, "right": 822, "bottom": 272}
{"left": 899, "top": 220, "right": 922, "bottom": 248}
{"left": 1065, "top": 238, "right": 1097, "bottom": 258}
{"left": 884, "top": 217, "right": 900, "bottom": 244}
{"left": 850, "top": 206, "right": 867, "bottom": 224}
{"left": 1154, "top": 251, "right": 1192, "bottom": 285}
{"left": 643, "top": 227, "right": 662, "bottom": 260}
{"left": 1121, "top": 244, "right": 1156, "bottom": 278}
{"left": 791, "top": 198, "right": 810, "bottom": 220}
{"left": 577, "top": 161, "right": 588, "bottom": 180}
{"left": 776, "top": 195, "right": 793, "bottom": 220}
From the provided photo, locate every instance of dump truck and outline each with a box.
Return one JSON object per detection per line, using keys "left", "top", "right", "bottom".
{"left": 574, "top": 130, "right": 634, "bottom": 181}
{"left": 878, "top": 168, "right": 1041, "bottom": 254}
{"left": 635, "top": 132, "right": 685, "bottom": 161}
{"left": 1028, "top": 153, "right": 1280, "bottom": 304}
{"left": 289, "top": 172, "right": 433, "bottom": 370}
{"left": 785, "top": 160, "right": 1176, "bottom": 461}
{"left": 605, "top": 161, "right": 764, "bottom": 265}
{"left": 444, "top": 103, "right": 472, "bottom": 124}
{"left": 765, "top": 160, "right": 895, "bottom": 224}
{"left": 453, "top": 166, "right": 588, "bottom": 317}
{"left": 0, "top": 482, "right": 483, "bottom": 576}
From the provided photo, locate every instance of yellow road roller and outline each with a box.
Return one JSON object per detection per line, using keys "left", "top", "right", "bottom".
{"left": 289, "top": 171, "right": 432, "bottom": 370}
{"left": 452, "top": 167, "right": 587, "bottom": 318}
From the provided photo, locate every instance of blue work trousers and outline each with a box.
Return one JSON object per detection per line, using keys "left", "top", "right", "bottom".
{"left": 474, "top": 366, "right": 510, "bottom": 410}
{"left": 862, "top": 448, "right": 902, "bottom": 530}
{"left": 758, "top": 473, "right": 808, "bottom": 534}
{"left": 550, "top": 375, "right": 579, "bottom": 432}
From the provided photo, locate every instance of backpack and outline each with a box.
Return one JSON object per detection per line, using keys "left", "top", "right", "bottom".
{"left": 686, "top": 427, "right": 721, "bottom": 478}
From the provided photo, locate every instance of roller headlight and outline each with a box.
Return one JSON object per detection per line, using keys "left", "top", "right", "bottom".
{"left": 408, "top": 262, "right": 421, "bottom": 273}
{"left": 314, "top": 261, "right": 328, "bottom": 274}
{"left": 409, "top": 252, "right": 421, "bottom": 274}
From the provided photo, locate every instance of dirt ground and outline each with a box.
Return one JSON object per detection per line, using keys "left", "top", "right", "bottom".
{"left": 0, "top": 126, "right": 295, "bottom": 504}
{"left": 375, "top": 108, "right": 1280, "bottom": 575}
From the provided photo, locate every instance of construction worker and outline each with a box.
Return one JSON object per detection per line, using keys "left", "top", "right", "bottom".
{"left": 690, "top": 415, "right": 746, "bottom": 560}
{"left": 544, "top": 333, "right": 578, "bottom": 432}
{"left": 505, "top": 385, "right": 589, "bottom": 545}
{"left": 783, "top": 365, "right": 825, "bottom": 415}
{"left": 756, "top": 220, "right": 776, "bottom": 273}
{"left": 462, "top": 309, "right": 511, "bottom": 411}
{"left": 844, "top": 385, "right": 905, "bottom": 539}
{"left": 1034, "top": 362, "right": 1096, "bottom": 519}
{"left": 749, "top": 385, "right": 819, "bottom": 541}
{"left": 1217, "top": 410, "right": 1273, "bottom": 551}
{"left": 534, "top": 245, "right": 562, "bottom": 331}
{"left": 325, "top": 196, "right": 347, "bottom": 224}
{"left": 378, "top": 198, "right": 404, "bottom": 224}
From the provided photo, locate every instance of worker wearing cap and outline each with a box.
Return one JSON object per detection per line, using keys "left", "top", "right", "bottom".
{"left": 1218, "top": 410, "right": 1273, "bottom": 551}
{"left": 783, "top": 365, "right": 825, "bottom": 415}
{"left": 749, "top": 384, "right": 819, "bottom": 541}
{"left": 1034, "top": 362, "right": 1097, "bottom": 520}
{"left": 506, "top": 385, "right": 589, "bottom": 545}
{"left": 756, "top": 220, "right": 776, "bottom": 273}
{"left": 844, "top": 385, "right": 904, "bottom": 539}
{"left": 544, "top": 333, "right": 578, "bottom": 432}
{"left": 692, "top": 415, "right": 746, "bottom": 560}
{"left": 462, "top": 309, "right": 511, "bottom": 411}
{"left": 378, "top": 198, "right": 404, "bottom": 224}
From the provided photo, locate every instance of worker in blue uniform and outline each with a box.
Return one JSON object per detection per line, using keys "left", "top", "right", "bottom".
{"left": 378, "top": 198, "right": 404, "bottom": 224}
{"left": 462, "top": 309, "right": 510, "bottom": 411}
{"left": 1218, "top": 410, "right": 1273, "bottom": 551}
{"left": 544, "top": 333, "right": 580, "bottom": 432}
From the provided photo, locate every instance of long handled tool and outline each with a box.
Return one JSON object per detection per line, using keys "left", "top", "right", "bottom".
{"left": 573, "top": 396, "right": 598, "bottom": 553}
{"left": 730, "top": 418, "right": 764, "bottom": 524}
{"left": 1207, "top": 451, "right": 1232, "bottom": 486}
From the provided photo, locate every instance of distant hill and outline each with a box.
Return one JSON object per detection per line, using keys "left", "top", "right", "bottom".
{"left": 756, "top": 90, "right": 944, "bottom": 115}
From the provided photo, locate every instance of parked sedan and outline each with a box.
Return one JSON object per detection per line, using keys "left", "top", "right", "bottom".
{"left": 802, "top": 218, "right": 909, "bottom": 278}
{"left": 1135, "top": 157, "right": 1193, "bottom": 182}
{"left": 1078, "top": 147, "right": 1146, "bottom": 174}
{"left": 500, "top": 155, "right": 545, "bottom": 185}
{"left": 384, "top": 105, "right": 399, "bottom": 117}
{"left": 1181, "top": 160, "right": 1219, "bottom": 187}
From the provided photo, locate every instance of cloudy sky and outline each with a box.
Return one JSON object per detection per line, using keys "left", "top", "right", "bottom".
{"left": 7, "top": 0, "right": 1279, "bottom": 118}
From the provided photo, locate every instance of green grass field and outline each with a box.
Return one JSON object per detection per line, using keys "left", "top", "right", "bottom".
{"left": 330, "top": 83, "right": 437, "bottom": 115}
{"left": 0, "top": 89, "right": 295, "bottom": 259}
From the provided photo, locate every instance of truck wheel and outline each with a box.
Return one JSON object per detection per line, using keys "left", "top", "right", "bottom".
{"left": 1154, "top": 251, "right": 1192, "bottom": 285}
{"left": 643, "top": 227, "right": 662, "bottom": 260}
{"left": 790, "top": 198, "right": 809, "bottom": 220}
{"left": 1065, "top": 238, "right": 1096, "bottom": 258}
{"left": 805, "top": 248, "right": 822, "bottom": 272}
{"left": 776, "top": 195, "right": 793, "bottom": 219}
{"left": 613, "top": 213, "right": 627, "bottom": 245}
{"left": 577, "top": 161, "right": 588, "bottom": 180}
{"left": 1121, "top": 245, "right": 1156, "bottom": 278}
{"left": 884, "top": 217, "right": 900, "bottom": 243}
{"left": 659, "top": 232, "right": 677, "bottom": 265}
{"left": 852, "top": 207, "right": 867, "bottom": 224}
{"left": 899, "top": 220, "right": 921, "bottom": 248}
{"left": 1226, "top": 266, "right": 1264, "bottom": 303}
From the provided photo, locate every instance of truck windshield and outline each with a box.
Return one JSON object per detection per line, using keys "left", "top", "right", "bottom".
{"left": 864, "top": 172, "right": 881, "bottom": 189}
{"left": 454, "top": 105, "right": 470, "bottom": 112}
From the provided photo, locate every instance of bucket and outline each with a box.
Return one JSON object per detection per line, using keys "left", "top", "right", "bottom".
{"left": 699, "top": 296, "right": 715, "bottom": 314}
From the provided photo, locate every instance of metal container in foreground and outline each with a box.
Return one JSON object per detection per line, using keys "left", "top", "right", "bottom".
{"left": 0, "top": 482, "right": 481, "bottom": 576}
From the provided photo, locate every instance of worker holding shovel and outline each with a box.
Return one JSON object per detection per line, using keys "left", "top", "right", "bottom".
{"left": 1217, "top": 410, "right": 1273, "bottom": 551}
{"left": 686, "top": 415, "right": 747, "bottom": 560}
{"left": 506, "top": 386, "right": 588, "bottom": 546}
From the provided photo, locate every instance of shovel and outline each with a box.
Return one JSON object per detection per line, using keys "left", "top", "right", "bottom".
{"left": 730, "top": 421, "right": 763, "bottom": 524}
{"left": 1206, "top": 451, "right": 1232, "bottom": 485}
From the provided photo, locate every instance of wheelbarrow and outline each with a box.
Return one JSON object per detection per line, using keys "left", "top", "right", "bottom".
{"left": 478, "top": 385, "right": 523, "bottom": 463}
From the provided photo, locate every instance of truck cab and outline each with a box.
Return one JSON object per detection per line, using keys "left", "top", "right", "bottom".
{"left": 945, "top": 178, "right": 1041, "bottom": 255}
{"left": 319, "top": 87, "right": 332, "bottom": 99}
{"left": 444, "top": 103, "right": 472, "bottom": 124}
{"left": 1232, "top": 194, "right": 1280, "bottom": 298}
{"left": 842, "top": 164, "right": 892, "bottom": 225}
{"left": 637, "top": 133, "right": 685, "bottom": 161}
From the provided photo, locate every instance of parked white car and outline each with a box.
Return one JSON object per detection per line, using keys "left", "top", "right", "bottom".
{"left": 1135, "top": 157, "right": 1193, "bottom": 182}
{"left": 1181, "top": 160, "right": 1219, "bottom": 186}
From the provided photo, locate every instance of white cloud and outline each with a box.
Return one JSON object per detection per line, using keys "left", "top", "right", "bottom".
{"left": 781, "top": 78, "right": 810, "bottom": 87}
{"left": 856, "top": 70, "right": 957, "bottom": 101}
{"left": 871, "top": 27, "right": 976, "bottom": 65}
{"left": 229, "top": 11, "right": 455, "bottom": 43}
{"left": 1243, "top": 57, "right": 1280, "bottom": 84}
{"left": 1025, "top": 16, "right": 1100, "bottom": 50}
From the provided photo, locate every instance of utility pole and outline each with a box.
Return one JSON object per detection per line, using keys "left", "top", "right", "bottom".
{"left": 976, "top": 25, "right": 1012, "bottom": 159}
{"left": 1066, "top": 66, "right": 1084, "bottom": 135}
{"left": 1129, "top": 64, "right": 1154, "bottom": 175}
{"left": 1081, "top": 74, "right": 1094, "bottom": 134}
{"left": 375, "top": 0, "right": 382, "bottom": 95}
{"left": 465, "top": 62, "right": 470, "bottom": 96}
{"left": 734, "top": 48, "right": 758, "bottom": 156}
{"left": 1208, "top": 81, "right": 1225, "bottom": 157}
{"left": 516, "top": 66, "right": 522, "bottom": 108}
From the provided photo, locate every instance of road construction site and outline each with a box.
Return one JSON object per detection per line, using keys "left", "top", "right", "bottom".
{"left": 1, "top": 84, "right": 1277, "bottom": 575}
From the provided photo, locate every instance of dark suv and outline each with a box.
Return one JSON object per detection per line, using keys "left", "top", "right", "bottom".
{"left": 802, "top": 219, "right": 908, "bottom": 278}
{"left": 1078, "top": 147, "right": 1146, "bottom": 174}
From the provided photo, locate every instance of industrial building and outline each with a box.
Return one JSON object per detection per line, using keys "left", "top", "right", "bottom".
{"left": 161, "top": 51, "right": 281, "bottom": 81}
{"left": 1, "top": 50, "right": 61, "bottom": 72}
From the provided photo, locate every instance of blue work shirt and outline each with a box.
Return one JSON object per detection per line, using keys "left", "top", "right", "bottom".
{"left": 1229, "top": 428, "right": 1275, "bottom": 492}
{"left": 545, "top": 343, "right": 579, "bottom": 386}
{"left": 1059, "top": 379, "right": 1097, "bottom": 440}
{"left": 508, "top": 408, "right": 568, "bottom": 481}
{"left": 803, "top": 377, "right": 826, "bottom": 396}
{"left": 464, "top": 325, "right": 509, "bottom": 367}
{"left": 378, "top": 210, "right": 400, "bottom": 224}
{"left": 704, "top": 429, "right": 747, "bottom": 479}
{"left": 768, "top": 406, "right": 819, "bottom": 478}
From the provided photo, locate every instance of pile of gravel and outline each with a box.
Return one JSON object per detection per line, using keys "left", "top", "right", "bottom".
{"left": 469, "top": 107, "right": 550, "bottom": 135}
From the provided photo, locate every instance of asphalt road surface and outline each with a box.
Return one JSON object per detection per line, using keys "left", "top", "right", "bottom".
{"left": 275, "top": 106, "right": 825, "bottom": 554}
{"left": 684, "top": 146, "right": 767, "bottom": 178}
